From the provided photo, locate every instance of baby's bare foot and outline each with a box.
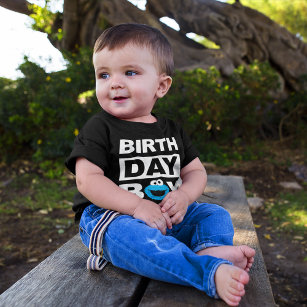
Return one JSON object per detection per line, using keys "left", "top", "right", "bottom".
{"left": 215, "top": 264, "right": 249, "bottom": 306}
{"left": 197, "top": 245, "right": 255, "bottom": 271}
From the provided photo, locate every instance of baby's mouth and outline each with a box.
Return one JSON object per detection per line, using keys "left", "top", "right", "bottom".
{"left": 114, "top": 96, "right": 126, "bottom": 100}
{"left": 113, "top": 96, "right": 128, "bottom": 102}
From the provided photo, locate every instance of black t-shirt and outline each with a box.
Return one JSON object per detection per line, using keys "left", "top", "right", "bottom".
{"left": 66, "top": 110, "right": 199, "bottom": 220}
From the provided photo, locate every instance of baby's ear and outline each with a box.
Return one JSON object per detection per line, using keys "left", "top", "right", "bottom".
{"left": 156, "top": 74, "right": 172, "bottom": 98}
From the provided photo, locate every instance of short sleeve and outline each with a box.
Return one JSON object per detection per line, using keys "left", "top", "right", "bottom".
{"left": 65, "top": 115, "right": 110, "bottom": 174}
{"left": 180, "top": 126, "right": 199, "bottom": 168}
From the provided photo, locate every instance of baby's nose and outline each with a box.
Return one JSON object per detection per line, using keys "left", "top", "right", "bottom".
{"left": 111, "top": 76, "right": 124, "bottom": 89}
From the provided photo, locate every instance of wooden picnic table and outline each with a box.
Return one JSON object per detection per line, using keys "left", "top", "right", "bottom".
{"left": 0, "top": 175, "right": 276, "bottom": 306}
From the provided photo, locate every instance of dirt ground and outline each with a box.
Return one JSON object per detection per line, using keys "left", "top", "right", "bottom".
{"left": 214, "top": 158, "right": 307, "bottom": 307}
{"left": 0, "top": 146, "right": 306, "bottom": 306}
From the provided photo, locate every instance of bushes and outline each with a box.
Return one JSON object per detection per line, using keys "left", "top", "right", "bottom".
{"left": 0, "top": 48, "right": 98, "bottom": 163}
{"left": 155, "top": 62, "right": 280, "bottom": 141}
{"left": 0, "top": 52, "right": 306, "bottom": 165}
{"left": 154, "top": 62, "right": 306, "bottom": 162}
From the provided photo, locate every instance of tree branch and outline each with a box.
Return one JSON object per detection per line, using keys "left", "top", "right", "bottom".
{"left": 147, "top": 0, "right": 307, "bottom": 90}
{"left": 0, "top": 0, "right": 32, "bottom": 15}
{"left": 1, "top": 0, "right": 306, "bottom": 91}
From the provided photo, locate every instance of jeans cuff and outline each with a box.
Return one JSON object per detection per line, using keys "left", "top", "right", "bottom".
{"left": 192, "top": 242, "right": 223, "bottom": 253}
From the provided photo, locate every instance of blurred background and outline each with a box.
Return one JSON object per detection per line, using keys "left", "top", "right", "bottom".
{"left": 0, "top": 1, "right": 306, "bottom": 305}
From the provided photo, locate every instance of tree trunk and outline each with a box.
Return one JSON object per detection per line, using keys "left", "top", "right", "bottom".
{"left": 146, "top": 0, "right": 307, "bottom": 91}
{"left": 2, "top": 0, "right": 307, "bottom": 90}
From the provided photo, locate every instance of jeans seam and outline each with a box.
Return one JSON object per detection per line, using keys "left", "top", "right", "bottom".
{"left": 79, "top": 225, "right": 91, "bottom": 239}
{"left": 104, "top": 227, "right": 212, "bottom": 292}
{"left": 204, "top": 231, "right": 234, "bottom": 238}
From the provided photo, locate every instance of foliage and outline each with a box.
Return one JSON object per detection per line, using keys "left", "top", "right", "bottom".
{"left": 154, "top": 61, "right": 306, "bottom": 164}
{"left": 278, "top": 75, "right": 307, "bottom": 143}
{"left": 231, "top": 0, "right": 307, "bottom": 42}
{"left": 39, "top": 159, "right": 67, "bottom": 179}
{"left": 0, "top": 47, "right": 98, "bottom": 163}
{"left": 29, "top": 0, "right": 63, "bottom": 41}
{"left": 0, "top": 50, "right": 306, "bottom": 166}
{"left": 264, "top": 190, "right": 307, "bottom": 236}
{"left": 29, "top": 2, "right": 55, "bottom": 34}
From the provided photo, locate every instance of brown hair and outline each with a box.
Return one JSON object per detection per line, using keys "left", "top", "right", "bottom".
{"left": 94, "top": 23, "right": 174, "bottom": 76}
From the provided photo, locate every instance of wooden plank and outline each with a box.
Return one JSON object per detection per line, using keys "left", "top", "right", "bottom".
{"left": 0, "top": 234, "right": 144, "bottom": 307}
{"left": 0, "top": 175, "right": 275, "bottom": 307}
{"left": 139, "top": 175, "right": 276, "bottom": 306}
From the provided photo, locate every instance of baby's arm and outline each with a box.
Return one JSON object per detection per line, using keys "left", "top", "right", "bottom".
{"left": 75, "top": 157, "right": 172, "bottom": 234}
{"left": 160, "top": 157, "right": 207, "bottom": 224}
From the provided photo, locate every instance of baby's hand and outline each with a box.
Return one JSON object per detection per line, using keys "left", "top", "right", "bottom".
{"left": 133, "top": 199, "right": 172, "bottom": 235}
{"left": 160, "top": 190, "right": 189, "bottom": 225}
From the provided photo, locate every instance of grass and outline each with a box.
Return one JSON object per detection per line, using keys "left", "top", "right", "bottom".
{"left": 40, "top": 216, "right": 73, "bottom": 232}
{"left": 25, "top": 178, "right": 75, "bottom": 211}
{"left": 1, "top": 155, "right": 306, "bottom": 239}
{"left": 0, "top": 205, "right": 19, "bottom": 215}
{"left": 0, "top": 170, "right": 77, "bottom": 243}
{"left": 265, "top": 190, "right": 307, "bottom": 236}
{"left": 1, "top": 172, "right": 77, "bottom": 214}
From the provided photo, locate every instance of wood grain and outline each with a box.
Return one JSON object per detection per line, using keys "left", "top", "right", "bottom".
{"left": 0, "top": 175, "right": 275, "bottom": 306}
{"left": 139, "top": 175, "right": 276, "bottom": 306}
{"left": 0, "top": 235, "right": 143, "bottom": 307}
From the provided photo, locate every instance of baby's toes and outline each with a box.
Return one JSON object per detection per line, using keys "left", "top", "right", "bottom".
{"left": 227, "top": 279, "right": 244, "bottom": 297}
{"left": 224, "top": 292, "right": 242, "bottom": 306}
{"left": 246, "top": 257, "right": 254, "bottom": 270}
{"left": 229, "top": 286, "right": 245, "bottom": 297}
{"left": 231, "top": 267, "right": 250, "bottom": 285}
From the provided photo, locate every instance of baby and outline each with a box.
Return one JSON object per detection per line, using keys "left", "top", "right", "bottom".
{"left": 66, "top": 23, "right": 255, "bottom": 306}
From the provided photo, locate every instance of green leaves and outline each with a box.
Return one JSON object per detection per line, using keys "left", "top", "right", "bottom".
{"left": 0, "top": 47, "right": 96, "bottom": 163}
{"left": 154, "top": 61, "right": 306, "bottom": 165}
{"left": 237, "top": 0, "right": 307, "bottom": 42}
{"left": 0, "top": 52, "right": 305, "bottom": 166}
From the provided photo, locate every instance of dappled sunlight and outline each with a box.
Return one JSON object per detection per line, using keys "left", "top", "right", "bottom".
{"left": 265, "top": 191, "right": 307, "bottom": 235}
{"left": 233, "top": 227, "right": 258, "bottom": 247}
{"left": 204, "top": 185, "right": 223, "bottom": 194}
{"left": 186, "top": 32, "right": 220, "bottom": 49}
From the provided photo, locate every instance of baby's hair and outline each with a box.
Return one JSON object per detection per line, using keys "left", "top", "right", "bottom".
{"left": 94, "top": 23, "right": 174, "bottom": 76}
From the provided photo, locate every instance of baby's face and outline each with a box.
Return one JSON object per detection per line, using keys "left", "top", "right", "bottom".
{"left": 93, "top": 43, "right": 168, "bottom": 123}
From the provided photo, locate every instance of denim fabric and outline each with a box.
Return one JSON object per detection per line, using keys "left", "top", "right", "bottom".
{"left": 79, "top": 202, "right": 234, "bottom": 298}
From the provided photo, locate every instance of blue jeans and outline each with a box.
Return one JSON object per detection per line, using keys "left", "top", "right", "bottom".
{"left": 79, "top": 202, "right": 234, "bottom": 298}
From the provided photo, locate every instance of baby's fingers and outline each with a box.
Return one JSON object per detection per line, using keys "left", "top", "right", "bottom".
{"left": 153, "top": 218, "right": 167, "bottom": 235}
{"left": 171, "top": 211, "right": 184, "bottom": 225}
{"left": 159, "top": 191, "right": 174, "bottom": 206}
{"left": 161, "top": 198, "right": 176, "bottom": 213}
{"left": 162, "top": 212, "right": 172, "bottom": 229}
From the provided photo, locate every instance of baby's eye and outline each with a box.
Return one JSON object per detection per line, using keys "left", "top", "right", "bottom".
{"left": 99, "top": 73, "right": 109, "bottom": 79}
{"left": 126, "top": 70, "right": 137, "bottom": 76}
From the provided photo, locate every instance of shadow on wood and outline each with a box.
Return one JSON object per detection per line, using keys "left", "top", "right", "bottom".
{"left": 0, "top": 175, "right": 276, "bottom": 307}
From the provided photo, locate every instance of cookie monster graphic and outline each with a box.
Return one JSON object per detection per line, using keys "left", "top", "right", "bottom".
{"left": 144, "top": 179, "right": 169, "bottom": 201}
